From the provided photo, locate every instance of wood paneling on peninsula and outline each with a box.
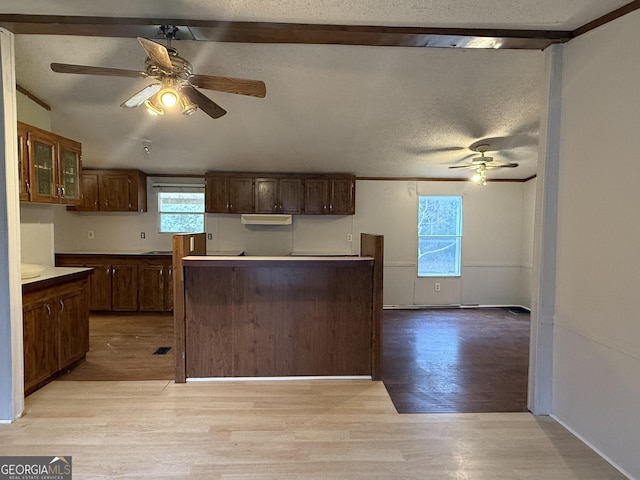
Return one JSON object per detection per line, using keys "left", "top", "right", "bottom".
{"left": 174, "top": 234, "right": 384, "bottom": 381}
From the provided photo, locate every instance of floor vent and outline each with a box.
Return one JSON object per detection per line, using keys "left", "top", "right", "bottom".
{"left": 153, "top": 347, "right": 172, "bottom": 355}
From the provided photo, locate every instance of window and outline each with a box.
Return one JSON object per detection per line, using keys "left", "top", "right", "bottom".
{"left": 417, "top": 195, "right": 462, "bottom": 277}
{"left": 157, "top": 186, "right": 205, "bottom": 234}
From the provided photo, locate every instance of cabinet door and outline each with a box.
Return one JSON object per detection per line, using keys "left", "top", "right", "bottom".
{"left": 228, "top": 177, "right": 254, "bottom": 213}
{"left": 57, "top": 137, "right": 82, "bottom": 205}
{"left": 57, "top": 283, "right": 89, "bottom": 368}
{"left": 138, "top": 264, "right": 165, "bottom": 312}
{"left": 304, "top": 179, "right": 329, "bottom": 214}
{"left": 18, "top": 123, "right": 30, "bottom": 201}
{"left": 23, "top": 298, "right": 58, "bottom": 392}
{"left": 27, "top": 130, "right": 59, "bottom": 203}
{"left": 99, "top": 172, "right": 131, "bottom": 211}
{"left": 111, "top": 264, "right": 138, "bottom": 311}
{"left": 206, "top": 176, "right": 229, "bottom": 213}
{"left": 254, "top": 178, "right": 278, "bottom": 213}
{"left": 87, "top": 264, "right": 112, "bottom": 311}
{"left": 279, "top": 178, "right": 303, "bottom": 214}
{"left": 329, "top": 178, "right": 355, "bottom": 215}
{"left": 74, "top": 173, "right": 99, "bottom": 211}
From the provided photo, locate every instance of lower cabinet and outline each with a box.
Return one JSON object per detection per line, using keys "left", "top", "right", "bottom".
{"left": 22, "top": 273, "right": 90, "bottom": 395}
{"left": 56, "top": 254, "right": 172, "bottom": 313}
{"left": 138, "top": 262, "right": 173, "bottom": 312}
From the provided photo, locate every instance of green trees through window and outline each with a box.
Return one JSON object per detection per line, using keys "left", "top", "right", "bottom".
{"left": 158, "top": 191, "right": 205, "bottom": 233}
{"left": 418, "top": 195, "right": 462, "bottom": 277}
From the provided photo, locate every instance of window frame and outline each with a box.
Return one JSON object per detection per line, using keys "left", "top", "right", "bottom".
{"left": 417, "top": 195, "right": 463, "bottom": 278}
{"left": 156, "top": 185, "right": 206, "bottom": 234}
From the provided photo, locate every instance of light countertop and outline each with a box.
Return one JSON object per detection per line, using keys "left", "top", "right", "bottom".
{"left": 21, "top": 266, "right": 93, "bottom": 286}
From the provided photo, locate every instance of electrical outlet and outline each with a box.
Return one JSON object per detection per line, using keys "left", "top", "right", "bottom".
{"left": 435, "top": 282, "right": 441, "bottom": 292}
{"left": 207, "top": 233, "right": 213, "bottom": 240}
{"left": 347, "top": 234, "right": 353, "bottom": 242}
{"left": 87, "top": 230, "right": 94, "bottom": 239}
{"left": 140, "top": 232, "right": 145, "bottom": 239}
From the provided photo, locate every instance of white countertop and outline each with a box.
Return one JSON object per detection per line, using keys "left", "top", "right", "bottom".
{"left": 21, "top": 266, "right": 93, "bottom": 286}
{"left": 55, "top": 250, "right": 245, "bottom": 256}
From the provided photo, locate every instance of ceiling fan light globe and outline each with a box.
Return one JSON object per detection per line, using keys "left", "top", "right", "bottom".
{"left": 144, "top": 99, "right": 164, "bottom": 116}
{"left": 179, "top": 93, "right": 198, "bottom": 115}
{"left": 158, "top": 88, "right": 179, "bottom": 108}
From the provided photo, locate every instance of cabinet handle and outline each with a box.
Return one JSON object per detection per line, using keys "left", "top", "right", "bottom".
{"left": 112, "top": 268, "right": 116, "bottom": 277}
{"left": 25, "top": 181, "right": 31, "bottom": 194}
{"left": 107, "top": 267, "right": 111, "bottom": 274}
{"left": 60, "top": 186, "right": 65, "bottom": 197}
{"left": 59, "top": 299, "right": 64, "bottom": 312}
{"left": 168, "top": 268, "right": 172, "bottom": 277}
{"left": 46, "top": 304, "right": 51, "bottom": 316}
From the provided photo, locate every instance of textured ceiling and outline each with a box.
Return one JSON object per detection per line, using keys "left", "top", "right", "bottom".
{"left": 4, "top": 1, "right": 636, "bottom": 179}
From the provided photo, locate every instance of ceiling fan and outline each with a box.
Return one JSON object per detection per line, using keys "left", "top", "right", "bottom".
{"left": 50, "top": 28, "right": 266, "bottom": 119}
{"left": 449, "top": 144, "right": 518, "bottom": 185}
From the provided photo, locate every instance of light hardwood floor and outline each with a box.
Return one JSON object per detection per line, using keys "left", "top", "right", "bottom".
{"left": 1, "top": 380, "right": 625, "bottom": 479}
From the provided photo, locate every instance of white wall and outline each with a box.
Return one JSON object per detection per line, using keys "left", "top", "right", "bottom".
{"left": 520, "top": 178, "right": 536, "bottom": 307}
{"left": 354, "top": 179, "right": 531, "bottom": 307}
{"left": 16, "top": 90, "right": 50, "bottom": 131}
{"left": 553, "top": 10, "right": 640, "bottom": 479}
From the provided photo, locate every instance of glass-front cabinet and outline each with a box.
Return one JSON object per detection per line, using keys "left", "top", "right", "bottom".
{"left": 17, "top": 123, "right": 29, "bottom": 201}
{"left": 57, "top": 138, "right": 82, "bottom": 203}
{"left": 28, "top": 129, "right": 58, "bottom": 203}
{"left": 19, "top": 121, "right": 82, "bottom": 205}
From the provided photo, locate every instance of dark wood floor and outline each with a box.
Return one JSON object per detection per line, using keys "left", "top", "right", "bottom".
{"left": 58, "top": 313, "right": 174, "bottom": 381}
{"left": 382, "top": 307, "right": 530, "bottom": 414}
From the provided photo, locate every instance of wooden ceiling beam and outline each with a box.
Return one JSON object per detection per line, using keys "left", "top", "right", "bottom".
{"left": 0, "top": 14, "right": 571, "bottom": 50}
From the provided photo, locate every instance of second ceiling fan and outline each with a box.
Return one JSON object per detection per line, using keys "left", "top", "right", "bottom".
{"left": 51, "top": 29, "right": 266, "bottom": 119}
{"left": 449, "top": 144, "right": 518, "bottom": 184}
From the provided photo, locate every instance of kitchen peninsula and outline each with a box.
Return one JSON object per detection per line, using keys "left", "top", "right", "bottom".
{"left": 173, "top": 233, "right": 383, "bottom": 382}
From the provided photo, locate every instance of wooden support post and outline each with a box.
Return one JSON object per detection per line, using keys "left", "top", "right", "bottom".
{"left": 361, "top": 233, "right": 384, "bottom": 381}
{"left": 172, "top": 233, "right": 206, "bottom": 383}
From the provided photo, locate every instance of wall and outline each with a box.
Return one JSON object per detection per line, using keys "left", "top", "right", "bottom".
{"left": 1, "top": 27, "right": 24, "bottom": 422}
{"left": 20, "top": 204, "right": 55, "bottom": 266}
{"left": 354, "top": 180, "right": 531, "bottom": 307}
{"left": 16, "top": 90, "right": 50, "bottom": 131}
{"left": 553, "top": 10, "right": 640, "bottom": 479}
{"left": 520, "top": 178, "right": 536, "bottom": 307}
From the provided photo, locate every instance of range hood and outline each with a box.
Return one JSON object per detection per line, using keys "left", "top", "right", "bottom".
{"left": 240, "top": 214, "right": 292, "bottom": 225}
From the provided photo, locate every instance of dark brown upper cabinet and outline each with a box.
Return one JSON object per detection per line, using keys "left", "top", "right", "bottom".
{"left": 69, "top": 169, "right": 147, "bottom": 212}
{"left": 304, "top": 176, "right": 355, "bottom": 215}
{"left": 254, "top": 177, "right": 303, "bottom": 214}
{"left": 206, "top": 172, "right": 355, "bottom": 216}
{"left": 205, "top": 174, "right": 254, "bottom": 214}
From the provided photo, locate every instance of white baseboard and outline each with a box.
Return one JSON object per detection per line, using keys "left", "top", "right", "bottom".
{"left": 186, "top": 376, "right": 372, "bottom": 382}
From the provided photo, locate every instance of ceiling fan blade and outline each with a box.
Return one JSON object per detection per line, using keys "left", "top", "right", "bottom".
{"left": 448, "top": 165, "right": 473, "bottom": 169}
{"left": 51, "top": 63, "right": 147, "bottom": 78}
{"left": 495, "top": 163, "right": 519, "bottom": 168}
{"left": 137, "top": 37, "right": 173, "bottom": 72}
{"left": 190, "top": 74, "right": 266, "bottom": 98}
{"left": 120, "top": 83, "right": 162, "bottom": 108}
{"left": 181, "top": 86, "right": 227, "bottom": 119}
